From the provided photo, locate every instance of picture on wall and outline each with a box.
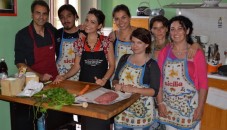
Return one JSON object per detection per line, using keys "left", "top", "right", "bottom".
{"left": 0, "top": 0, "right": 17, "bottom": 16}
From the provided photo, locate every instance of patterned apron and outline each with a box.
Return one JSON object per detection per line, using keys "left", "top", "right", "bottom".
{"left": 158, "top": 49, "right": 199, "bottom": 129}
{"left": 114, "top": 38, "right": 133, "bottom": 66}
{"left": 56, "top": 31, "right": 80, "bottom": 81}
{"left": 114, "top": 60, "right": 155, "bottom": 129}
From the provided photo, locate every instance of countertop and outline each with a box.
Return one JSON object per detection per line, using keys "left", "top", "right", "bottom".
{"left": 208, "top": 74, "right": 227, "bottom": 80}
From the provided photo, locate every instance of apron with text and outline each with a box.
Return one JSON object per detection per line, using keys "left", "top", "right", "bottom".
{"left": 79, "top": 37, "right": 110, "bottom": 89}
{"left": 114, "top": 60, "right": 155, "bottom": 129}
{"left": 158, "top": 49, "right": 199, "bottom": 129}
{"left": 56, "top": 31, "right": 80, "bottom": 81}
{"left": 28, "top": 25, "right": 58, "bottom": 80}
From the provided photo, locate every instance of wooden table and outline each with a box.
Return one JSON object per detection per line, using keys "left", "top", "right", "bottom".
{"left": 0, "top": 80, "right": 140, "bottom": 120}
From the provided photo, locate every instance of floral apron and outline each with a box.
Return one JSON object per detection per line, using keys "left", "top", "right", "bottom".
{"left": 56, "top": 31, "right": 80, "bottom": 81}
{"left": 114, "top": 60, "right": 155, "bottom": 129}
{"left": 158, "top": 49, "right": 199, "bottom": 129}
{"left": 114, "top": 38, "right": 133, "bottom": 66}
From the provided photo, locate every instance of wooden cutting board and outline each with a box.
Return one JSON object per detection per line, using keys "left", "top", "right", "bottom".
{"left": 44, "top": 80, "right": 101, "bottom": 95}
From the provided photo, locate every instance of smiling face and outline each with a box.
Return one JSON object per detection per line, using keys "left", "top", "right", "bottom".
{"left": 170, "top": 21, "right": 189, "bottom": 44}
{"left": 151, "top": 21, "right": 168, "bottom": 41}
{"left": 131, "top": 36, "right": 149, "bottom": 54}
{"left": 32, "top": 5, "right": 49, "bottom": 27}
{"left": 84, "top": 14, "right": 102, "bottom": 34}
{"left": 59, "top": 9, "right": 77, "bottom": 30}
{"left": 113, "top": 10, "right": 131, "bottom": 30}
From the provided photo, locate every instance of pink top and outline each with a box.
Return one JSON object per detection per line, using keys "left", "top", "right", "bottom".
{"left": 158, "top": 44, "right": 208, "bottom": 90}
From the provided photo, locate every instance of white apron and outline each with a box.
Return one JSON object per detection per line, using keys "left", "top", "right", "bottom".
{"left": 158, "top": 49, "right": 199, "bottom": 129}
{"left": 114, "top": 38, "right": 133, "bottom": 66}
{"left": 56, "top": 31, "right": 80, "bottom": 81}
{"left": 114, "top": 59, "right": 155, "bottom": 129}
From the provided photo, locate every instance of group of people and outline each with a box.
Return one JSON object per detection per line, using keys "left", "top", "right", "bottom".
{"left": 14, "top": 0, "right": 208, "bottom": 130}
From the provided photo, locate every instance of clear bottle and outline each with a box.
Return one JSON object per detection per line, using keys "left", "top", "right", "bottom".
{"left": 0, "top": 58, "right": 8, "bottom": 79}
{"left": 218, "top": 17, "right": 222, "bottom": 28}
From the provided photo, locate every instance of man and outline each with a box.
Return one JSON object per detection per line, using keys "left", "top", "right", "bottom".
{"left": 15, "top": 0, "right": 58, "bottom": 82}
{"left": 55, "top": 4, "right": 81, "bottom": 81}
{"left": 13, "top": 1, "right": 72, "bottom": 130}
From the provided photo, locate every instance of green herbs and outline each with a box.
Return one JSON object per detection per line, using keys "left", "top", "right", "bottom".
{"left": 33, "top": 87, "right": 75, "bottom": 113}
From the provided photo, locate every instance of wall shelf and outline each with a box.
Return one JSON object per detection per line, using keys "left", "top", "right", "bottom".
{"left": 164, "top": 3, "right": 227, "bottom": 9}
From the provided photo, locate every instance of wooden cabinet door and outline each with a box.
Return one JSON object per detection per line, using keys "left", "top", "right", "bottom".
{"left": 113, "top": 17, "right": 150, "bottom": 30}
{"left": 200, "top": 78, "right": 227, "bottom": 130}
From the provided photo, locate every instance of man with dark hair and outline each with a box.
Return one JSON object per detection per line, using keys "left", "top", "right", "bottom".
{"left": 55, "top": 4, "right": 81, "bottom": 81}
{"left": 13, "top": 1, "right": 72, "bottom": 130}
{"left": 15, "top": 0, "right": 58, "bottom": 81}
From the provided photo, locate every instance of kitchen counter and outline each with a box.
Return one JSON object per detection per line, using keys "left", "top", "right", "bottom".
{"left": 208, "top": 74, "right": 227, "bottom": 81}
{"left": 201, "top": 77, "right": 227, "bottom": 130}
{"left": 0, "top": 80, "right": 140, "bottom": 120}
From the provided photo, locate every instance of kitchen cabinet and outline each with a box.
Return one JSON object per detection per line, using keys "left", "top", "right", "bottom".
{"left": 113, "top": 16, "right": 150, "bottom": 30}
{"left": 201, "top": 78, "right": 227, "bottom": 130}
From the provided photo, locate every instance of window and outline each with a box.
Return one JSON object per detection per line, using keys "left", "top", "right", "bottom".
{"left": 49, "top": 0, "right": 80, "bottom": 29}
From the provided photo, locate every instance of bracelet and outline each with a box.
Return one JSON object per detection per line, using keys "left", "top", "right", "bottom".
{"left": 157, "top": 101, "right": 164, "bottom": 106}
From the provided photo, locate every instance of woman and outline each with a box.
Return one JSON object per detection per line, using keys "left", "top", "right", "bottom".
{"left": 150, "top": 15, "right": 200, "bottom": 60}
{"left": 112, "top": 28, "right": 160, "bottom": 130}
{"left": 109, "top": 4, "right": 136, "bottom": 66}
{"left": 54, "top": 9, "right": 115, "bottom": 130}
{"left": 156, "top": 15, "right": 208, "bottom": 130}
{"left": 150, "top": 15, "right": 169, "bottom": 60}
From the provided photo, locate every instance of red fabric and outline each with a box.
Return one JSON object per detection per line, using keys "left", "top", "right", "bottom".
{"left": 28, "top": 25, "right": 58, "bottom": 80}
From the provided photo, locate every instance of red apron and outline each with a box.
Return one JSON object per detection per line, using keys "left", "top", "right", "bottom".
{"left": 28, "top": 25, "right": 58, "bottom": 80}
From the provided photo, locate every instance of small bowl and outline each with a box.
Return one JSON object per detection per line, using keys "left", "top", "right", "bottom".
{"left": 203, "top": 0, "right": 222, "bottom": 7}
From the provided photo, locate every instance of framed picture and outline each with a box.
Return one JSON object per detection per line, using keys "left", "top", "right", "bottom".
{"left": 0, "top": 0, "right": 17, "bottom": 16}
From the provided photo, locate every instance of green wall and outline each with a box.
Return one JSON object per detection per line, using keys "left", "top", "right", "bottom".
{"left": 1, "top": 0, "right": 227, "bottom": 130}
{"left": 103, "top": 0, "right": 227, "bottom": 27}
{"left": 0, "top": 0, "right": 33, "bottom": 130}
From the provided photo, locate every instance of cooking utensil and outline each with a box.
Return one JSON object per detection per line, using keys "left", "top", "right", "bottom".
{"left": 150, "top": 8, "right": 165, "bottom": 16}
{"left": 218, "top": 65, "right": 227, "bottom": 76}
{"left": 72, "top": 102, "right": 88, "bottom": 108}
{"left": 137, "top": 2, "right": 151, "bottom": 16}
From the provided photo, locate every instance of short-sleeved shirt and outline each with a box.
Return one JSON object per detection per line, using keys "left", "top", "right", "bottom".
{"left": 14, "top": 21, "right": 57, "bottom": 66}
{"left": 74, "top": 35, "right": 111, "bottom": 58}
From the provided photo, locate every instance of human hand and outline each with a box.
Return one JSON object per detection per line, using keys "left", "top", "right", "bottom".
{"left": 94, "top": 77, "right": 106, "bottom": 86}
{"left": 121, "top": 84, "right": 135, "bottom": 93}
{"left": 188, "top": 43, "right": 199, "bottom": 59}
{"left": 40, "top": 73, "right": 53, "bottom": 82}
{"left": 52, "top": 75, "right": 66, "bottom": 84}
{"left": 158, "top": 103, "right": 168, "bottom": 118}
{"left": 113, "top": 83, "right": 123, "bottom": 91}
{"left": 193, "top": 106, "right": 204, "bottom": 121}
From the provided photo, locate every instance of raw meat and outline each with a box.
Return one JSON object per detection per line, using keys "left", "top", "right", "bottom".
{"left": 94, "top": 91, "right": 119, "bottom": 104}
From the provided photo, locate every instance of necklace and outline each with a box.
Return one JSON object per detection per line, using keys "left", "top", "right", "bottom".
{"left": 131, "top": 54, "right": 148, "bottom": 66}
{"left": 86, "top": 35, "right": 99, "bottom": 52}
{"left": 176, "top": 51, "right": 184, "bottom": 56}
{"left": 173, "top": 47, "right": 188, "bottom": 56}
